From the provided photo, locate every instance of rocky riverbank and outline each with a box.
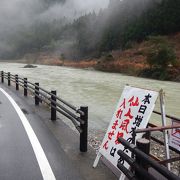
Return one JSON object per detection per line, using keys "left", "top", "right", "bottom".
{"left": 17, "top": 56, "right": 180, "bottom": 82}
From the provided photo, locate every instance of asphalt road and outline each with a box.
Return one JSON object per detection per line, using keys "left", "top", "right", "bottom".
{"left": 0, "top": 87, "right": 83, "bottom": 180}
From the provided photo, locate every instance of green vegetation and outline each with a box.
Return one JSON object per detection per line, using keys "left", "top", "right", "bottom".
{"left": 139, "top": 36, "right": 178, "bottom": 80}
{"left": 146, "top": 36, "right": 176, "bottom": 69}
{"left": 101, "top": 53, "right": 114, "bottom": 62}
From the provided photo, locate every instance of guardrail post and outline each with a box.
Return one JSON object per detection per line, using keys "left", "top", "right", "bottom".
{"left": 51, "top": 90, "right": 57, "bottom": 121}
{"left": 15, "top": 75, "right": 19, "bottom": 90}
{"left": 80, "top": 106, "right": 88, "bottom": 152}
{"left": 135, "top": 138, "right": 150, "bottom": 179}
{"left": 1, "top": 71, "right": 4, "bottom": 83}
{"left": 24, "top": 78, "right": 27, "bottom": 96}
{"left": 35, "top": 83, "right": 39, "bottom": 105}
{"left": 8, "top": 72, "right": 10, "bottom": 86}
{"left": 143, "top": 131, "right": 151, "bottom": 140}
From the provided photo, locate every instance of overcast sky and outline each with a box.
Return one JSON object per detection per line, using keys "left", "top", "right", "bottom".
{"left": 0, "top": 0, "right": 109, "bottom": 27}
{"left": 40, "top": 0, "right": 109, "bottom": 20}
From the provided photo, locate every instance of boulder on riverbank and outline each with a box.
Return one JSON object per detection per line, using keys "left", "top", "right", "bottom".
{"left": 23, "top": 64, "right": 37, "bottom": 68}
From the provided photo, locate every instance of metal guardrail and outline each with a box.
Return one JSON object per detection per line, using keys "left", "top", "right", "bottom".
{"left": 1, "top": 71, "right": 88, "bottom": 152}
{"left": 153, "top": 110, "right": 180, "bottom": 122}
{"left": 117, "top": 137, "right": 179, "bottom": 180}
{"left": 150, "top": 111, "right": 180, "bottom": 155}
{"left": 135, "top": 124, "right": 180, "bottom": 166}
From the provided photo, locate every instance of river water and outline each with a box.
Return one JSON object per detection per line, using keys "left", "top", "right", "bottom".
{"left": 0, "top": 62, "right": 180, "bottom": 137}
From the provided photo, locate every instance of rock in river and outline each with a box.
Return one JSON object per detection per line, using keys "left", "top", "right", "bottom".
{"left": 23, "top": 64, "right": 37, "bottom": 68}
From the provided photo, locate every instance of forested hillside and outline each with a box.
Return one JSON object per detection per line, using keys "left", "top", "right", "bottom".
{"left": 0, "top": 0, "right": 180, "bottom": 61}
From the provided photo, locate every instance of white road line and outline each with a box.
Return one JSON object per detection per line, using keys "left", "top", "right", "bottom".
{"left": 0, "top": 88, "right": 56, "bottom": 180}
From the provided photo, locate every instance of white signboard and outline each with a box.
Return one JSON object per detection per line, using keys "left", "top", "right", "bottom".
{"left": 169, "top": 119, "right": 180, "bottom": 152}
{"left": 96, "top": 86, "right": 158, "bottom": 170}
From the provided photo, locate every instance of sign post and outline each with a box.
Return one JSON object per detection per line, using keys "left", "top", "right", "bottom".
{"left": 159, "top": 89, "right": 171, "bottom": 170}
{"left": 93, "top": 86, "right": 158, "bottom": 178}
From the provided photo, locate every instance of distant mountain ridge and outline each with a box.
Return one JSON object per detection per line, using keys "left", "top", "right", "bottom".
{"left": 0, "top": 0, "right": 179, "bottom": 60}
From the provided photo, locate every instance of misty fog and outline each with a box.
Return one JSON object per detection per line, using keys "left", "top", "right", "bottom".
{"left": 0, "top": 0, "right": 109, "bottom": 31}
{"left": 0, "top": 0, "right": 109, "bottom": 57}
{"left": 0, "top": 0, "right": 178, "bottom": 61}
{"left": 39, "top": 0, "right": 109, "bottom": 21}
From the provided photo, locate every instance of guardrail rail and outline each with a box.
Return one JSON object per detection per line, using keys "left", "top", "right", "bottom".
{"left": 117, "top": 137, "right": 179, "bottom": 180}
